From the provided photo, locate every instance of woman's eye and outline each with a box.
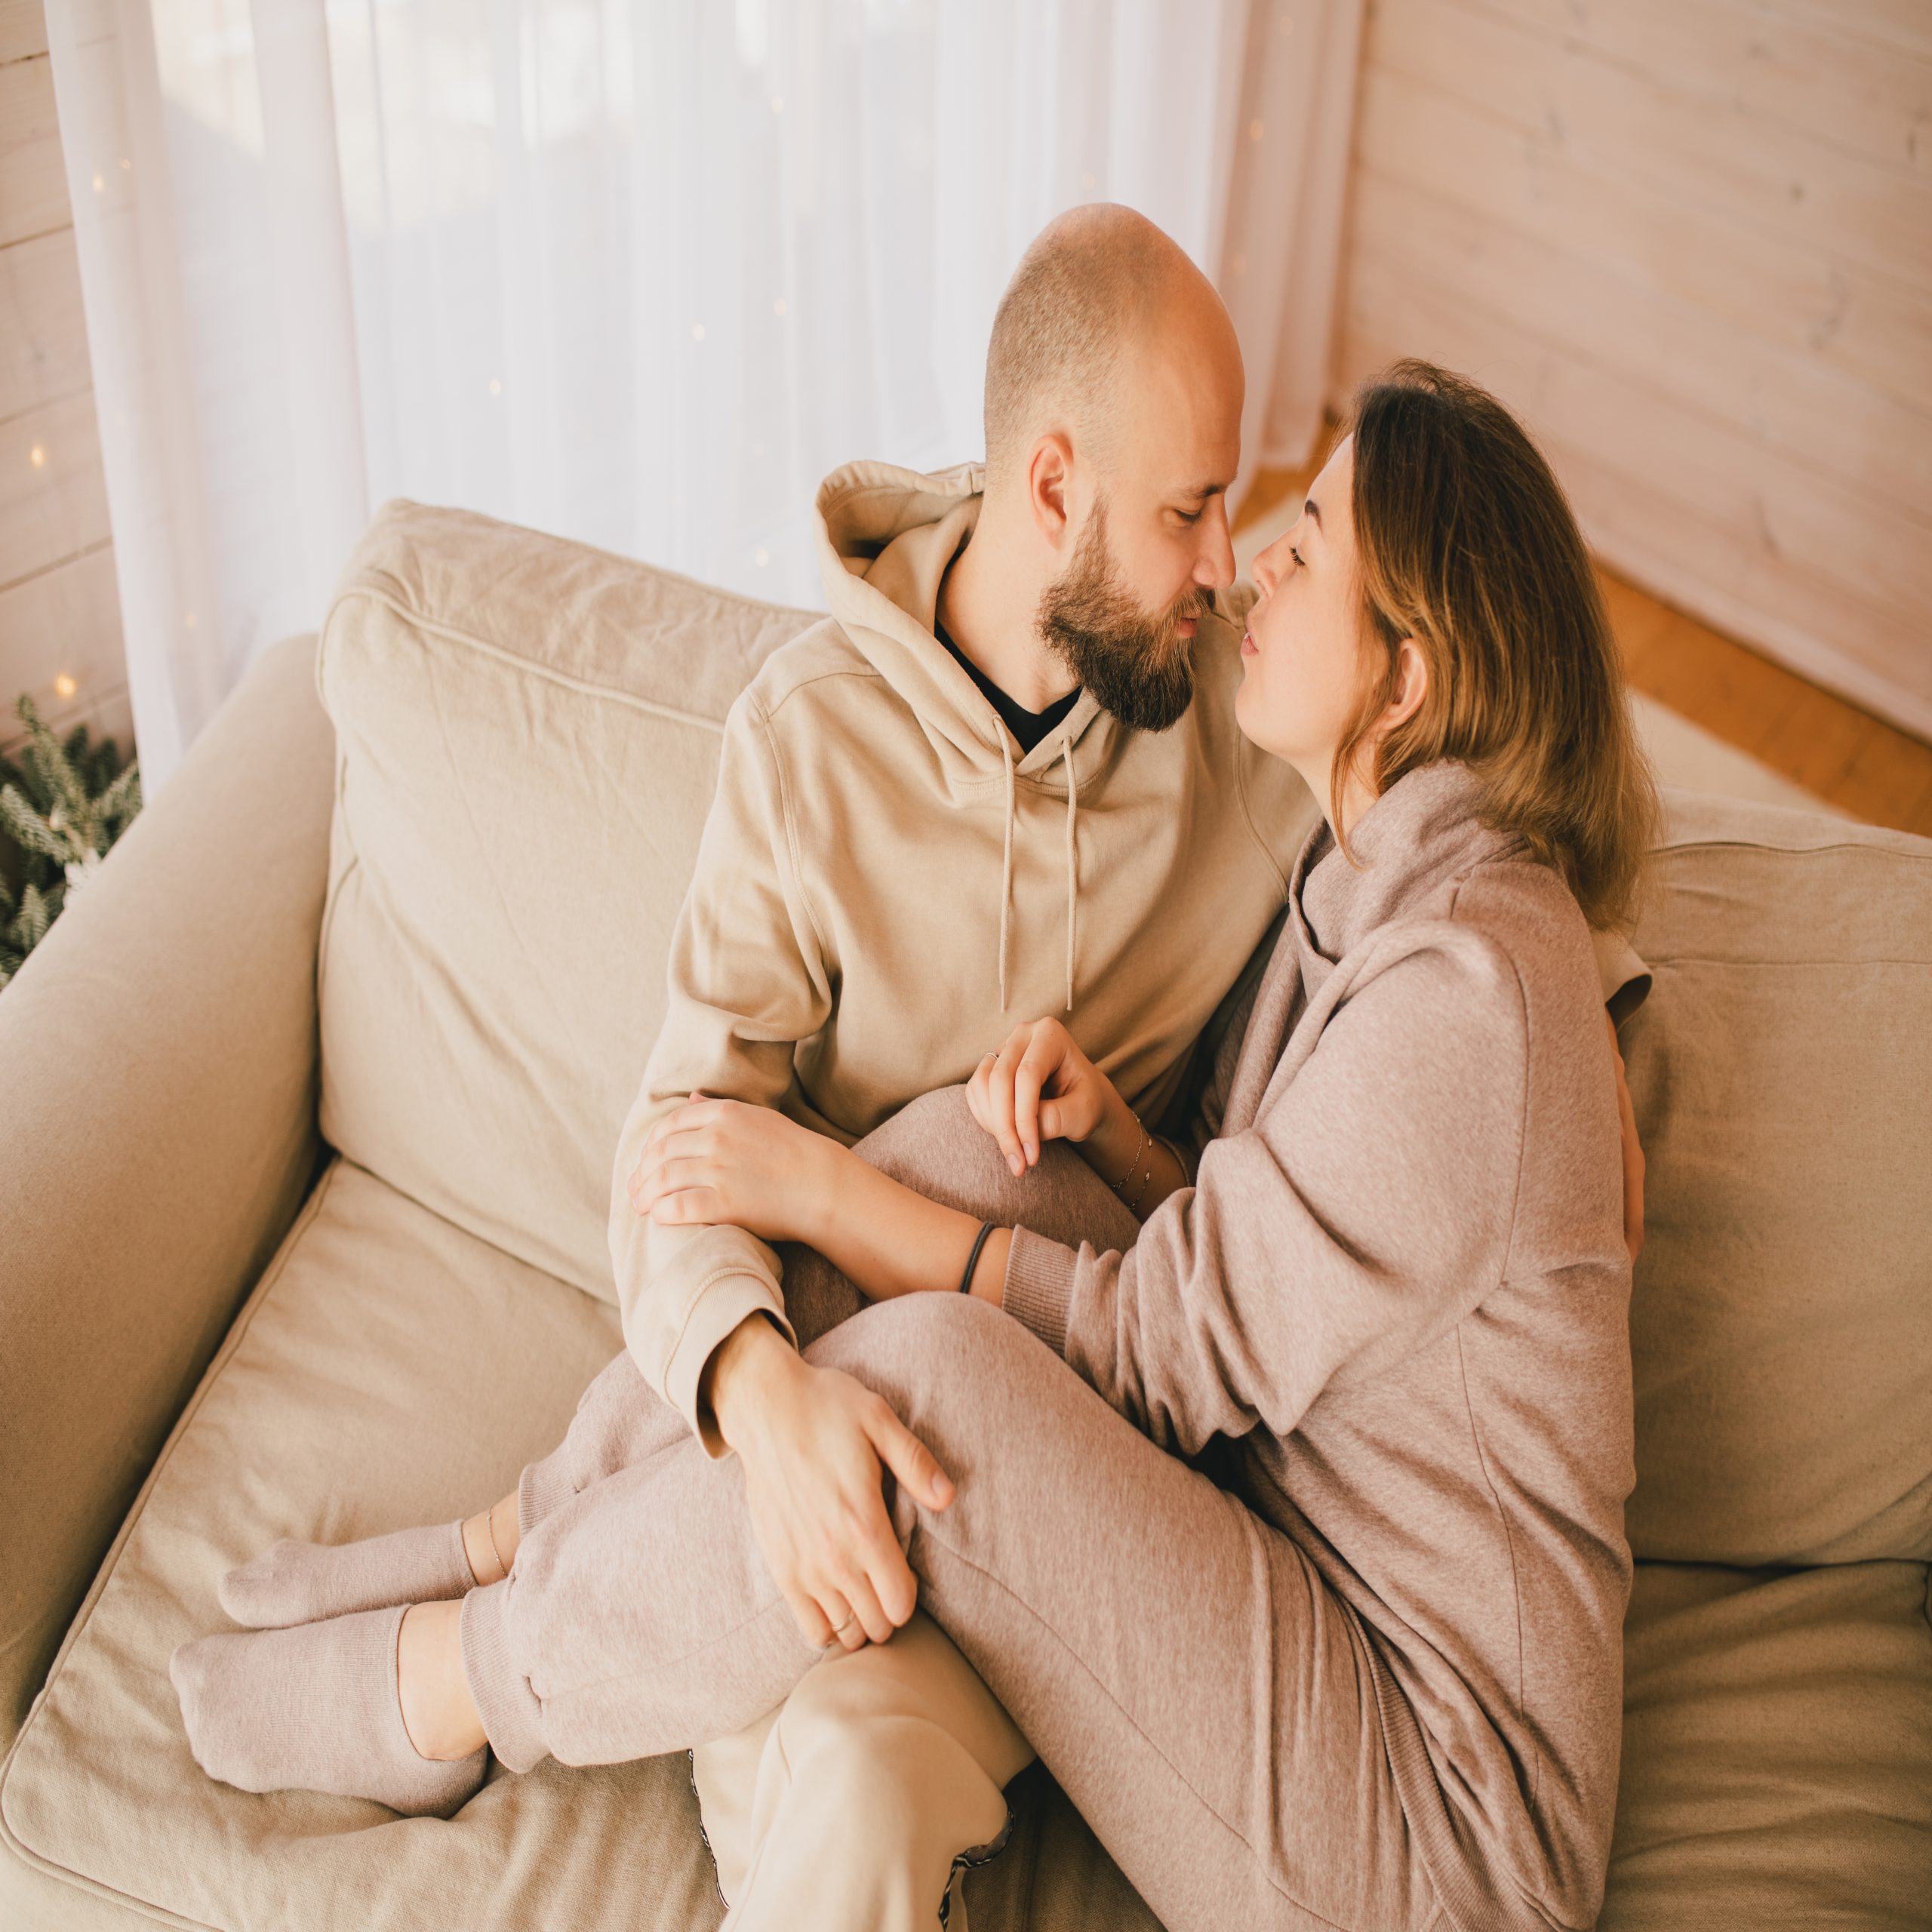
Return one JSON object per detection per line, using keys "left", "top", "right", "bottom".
{"left": 1289, "top": 545, "right": 1305, "bottom": 568}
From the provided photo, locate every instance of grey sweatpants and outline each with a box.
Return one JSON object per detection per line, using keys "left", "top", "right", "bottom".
{"left": 462, "top": 1091, "right": 1444, "bottom": 1932}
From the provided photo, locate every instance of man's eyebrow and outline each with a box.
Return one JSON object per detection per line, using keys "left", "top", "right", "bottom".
{"left": 1181, "top": 481, "right": 1229, "bottom": 501}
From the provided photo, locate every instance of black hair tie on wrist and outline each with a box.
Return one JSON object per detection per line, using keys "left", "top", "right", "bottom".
{"left": 958, "top": 1220, "right": 996, "bottom": 1296}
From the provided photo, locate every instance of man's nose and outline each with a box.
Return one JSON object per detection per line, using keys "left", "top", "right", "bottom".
{"left": 1195, "top": 499, "right": 1236, "bottom": 590}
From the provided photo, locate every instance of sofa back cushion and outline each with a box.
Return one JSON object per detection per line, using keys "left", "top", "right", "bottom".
{"left": 314, "top": 500, "right": 820, "bottom": 1302}
{"left": 1623, "top": 791, "right": 1932, "bottom": 1565}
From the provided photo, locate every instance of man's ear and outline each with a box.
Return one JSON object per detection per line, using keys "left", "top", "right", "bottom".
{"left": 1026, "top": 432, "right": 1075, "bottom": 551}
{"left": 1383, "top": 637, "right": 1429, "bottom": 734}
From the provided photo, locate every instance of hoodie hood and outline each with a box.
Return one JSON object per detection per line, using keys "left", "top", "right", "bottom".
{"left": 814, "top": 458, "right": 1117, "bottom": 779}
{"left": 814, "top": 457, "right": 1116, "bottom": 1012}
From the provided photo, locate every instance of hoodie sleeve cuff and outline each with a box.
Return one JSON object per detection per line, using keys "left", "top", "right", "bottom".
{"left": 1001, "top": 1226, "right": 1080, "bottom": 1360}
{"left": 662, "top": 1272, "right": 800, "bottom": 1458}
{"left": 1591, "top": 926, "right": 1654, "bottom": 1026}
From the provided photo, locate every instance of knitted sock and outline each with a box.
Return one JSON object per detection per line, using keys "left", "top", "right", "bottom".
{"left": 171, "top": 1604, "right": 488, "bottom": 1819}
{"left": 220, "top": 1520, "right": 478, "bottom": 1629}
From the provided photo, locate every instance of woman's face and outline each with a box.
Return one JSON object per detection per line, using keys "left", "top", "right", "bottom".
{"left": 1236, "top": 436, "right": 1376, "bottom": 813}
{"left": 1237, "top": 435, "right": 1427, "bottom": 829}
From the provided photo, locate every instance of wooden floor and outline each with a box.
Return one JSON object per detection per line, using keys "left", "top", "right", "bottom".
{"left": 1235, "top": 465, "right": 1932, "bottom": 838}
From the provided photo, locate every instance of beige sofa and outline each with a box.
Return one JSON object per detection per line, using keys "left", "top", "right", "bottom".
{"left": 1, "top": 500, "right": 1927, "bottom": 1931}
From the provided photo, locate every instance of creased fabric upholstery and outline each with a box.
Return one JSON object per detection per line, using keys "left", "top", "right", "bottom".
{"left": 1603, "top": 1560, "right": 1932, "bottom": 1929}
{"left": 313, "top": 498, "right": 821, "bottom": 1303}
{"left": 1621, "top": 792, "right": 1932, "bottom": 1566}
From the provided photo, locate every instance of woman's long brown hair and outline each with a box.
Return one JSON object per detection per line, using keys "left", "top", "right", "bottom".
{"left": 1334, "top": 359, "right": 1659, "bottom": 931}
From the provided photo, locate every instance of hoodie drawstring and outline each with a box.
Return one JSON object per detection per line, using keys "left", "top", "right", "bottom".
{"left": 998, "top": 736, "right": 1015, "bottom": 1013}
{"left": 1062, "top": 732, "right": 1078, "bottom": 1014}
{"left": 995, "top": 731, "right": 1081, "bottom": 1017}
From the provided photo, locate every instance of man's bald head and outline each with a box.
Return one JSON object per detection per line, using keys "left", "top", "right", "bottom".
{"left": 982, "top": 204, "right": 1232, "bottom": 481}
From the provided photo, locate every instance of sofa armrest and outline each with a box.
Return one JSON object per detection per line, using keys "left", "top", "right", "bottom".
{"left": 0, "top": 635, "right": 334, "bottom": 1745}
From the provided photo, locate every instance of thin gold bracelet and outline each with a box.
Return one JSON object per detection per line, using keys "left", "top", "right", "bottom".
{"left": 1108, "top": 1117, "right": 1155, "bottom": 1216}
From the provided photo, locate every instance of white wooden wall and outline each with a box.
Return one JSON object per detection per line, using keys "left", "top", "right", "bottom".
{"left": 0, "top": 0, "right": 128, "bottom": 763}
{"left": 1334, "top": 0, "right": 1932, "bottom": 737}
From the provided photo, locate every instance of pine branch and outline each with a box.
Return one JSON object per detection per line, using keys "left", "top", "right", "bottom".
{"left": 18, "top": 694, "right": 91, "bottom": 824}
{"left": 15, "top": 879, "right": 54, "bottom": 948}
{"left": 97, "top": 759, "right": 143, "bottom": 829}
{"left": 1, "top": 782, "right": 78, "bottom": 862}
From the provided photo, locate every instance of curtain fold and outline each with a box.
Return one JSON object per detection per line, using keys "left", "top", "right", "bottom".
{"left": 53, "top": 0, "right": 1363, "bottom": 793}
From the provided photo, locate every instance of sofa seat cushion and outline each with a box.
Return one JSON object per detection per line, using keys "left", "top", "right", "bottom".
{"left": 1623, "top": 794, "right": 1932, "bottom": 1565}
{"left": 0, "top": 1157, "right": 728, "bottom": 1932}
{"left": 0, "top": 1155, "right": 1158, "bottom": 1931}
{"left": 1601, "top": 1558, "right": 1932, "bottom": 1928}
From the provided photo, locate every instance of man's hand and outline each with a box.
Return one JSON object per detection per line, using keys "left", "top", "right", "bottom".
{"left": 703, "top": 1315, "right": 955, "bottom": 1652}
{"left": 629, "top": 1094, "right": 842, "bottom": 1246}
{"left": 1607, "top": 1010, "right": 1644, "bottom": 1266}
{"left": 969, "top": 1017, "right": 1119, "bottom": 1174}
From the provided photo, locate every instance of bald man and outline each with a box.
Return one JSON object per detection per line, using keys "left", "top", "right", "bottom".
{"left": 192, "top": 208, "right": 1644, "bottom": 1928}
{"left": 608, "top": 202, "right": 1315, "bottom": 1927}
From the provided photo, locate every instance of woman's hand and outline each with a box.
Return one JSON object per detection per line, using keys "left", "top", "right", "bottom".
{"left": 968, "top": 1018, "right": 1121, "bottom": 1175}
{"left": 629, "top": 1094, "right": 841, "bottom": 1247}
{"left": 705, "top": 1315, "right": 954, "bottom": 1651}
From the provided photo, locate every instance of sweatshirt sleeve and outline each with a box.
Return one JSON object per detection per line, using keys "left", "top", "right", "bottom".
{"left": 1001, "top": 933, "right": 1530, "bottom": 1456}
{"left": 608, "top": 690, "right": 833, "bottom": 1453}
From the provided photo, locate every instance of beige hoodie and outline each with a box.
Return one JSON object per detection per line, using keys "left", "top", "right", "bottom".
{"left": 608, "top": 460, "right": 1320, "bottom": 1442}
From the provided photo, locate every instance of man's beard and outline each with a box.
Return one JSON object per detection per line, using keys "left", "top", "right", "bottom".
{"left": 1036, "top": 499, "right": 1204, "bottom": 734}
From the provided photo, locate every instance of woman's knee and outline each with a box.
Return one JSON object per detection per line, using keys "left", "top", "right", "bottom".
{"left": 806, "top": 1294, "right": 1072, "bottom": 1486}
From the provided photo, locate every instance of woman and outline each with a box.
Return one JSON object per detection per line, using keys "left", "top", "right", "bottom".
{"left": 174, "top": 360, "right": 1656, "bottom": 1932}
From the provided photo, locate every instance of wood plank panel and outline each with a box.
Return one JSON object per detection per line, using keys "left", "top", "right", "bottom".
{"left": 0, "top": 0, "right": 49, "bottom": 64}
{"left": 1764, "top": 0, "right": 1932, "bottom": 67}
{"left": 1343, "top": 251, "right": 1932, "bottom": 627}
{"left": 0, "top": 226, "right": 92, "bottom": 422}
{"left": 0, "top": 390, "right": 110, "bottom": 589}
{"left": 1355, "top": 63, "right": 1932, "bottom": 414}
{"left": 1347, "top": 168, "right": 1932, "bottom": 512}
{"left": 0, "top": 54, "right": 67, "bottom": 249}
{"left": 1509, "top": 0, "right": 1932, "bottom": 175}
{"left": 1371, "top": 0, "right": 1932, "bottom": 291}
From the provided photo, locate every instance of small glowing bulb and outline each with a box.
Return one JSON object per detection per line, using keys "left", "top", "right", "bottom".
{"left": 488, "top": 377, "right": 502, "bottom": 395}
{"left": 53, "top": 673, "right": 76, "bottom": 699}
{"left": 29, "top": 445, "right": 46, "bottom": 467}
{"left": 755, "top": 548, "right": 770, "bottom": 568}
{"left": 774, "top": 297, "right": 787, "bottom": 318}
{"left": 92, "top": 172, "right": 105, "bottom": 192}
{"left": 691, "top": 322, "right": 706, "bottom": 342}
{"left": 771, "top": 95, "right": 783, "bottom": 115}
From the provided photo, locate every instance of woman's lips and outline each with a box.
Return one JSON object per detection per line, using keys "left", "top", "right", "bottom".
{"left": 1240, "top": 629, "right": 1257, "bottom": 656}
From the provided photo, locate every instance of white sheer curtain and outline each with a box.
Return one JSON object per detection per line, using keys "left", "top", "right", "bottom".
{"left": 51, "top": 0, "right": 1364, "bottom": 793}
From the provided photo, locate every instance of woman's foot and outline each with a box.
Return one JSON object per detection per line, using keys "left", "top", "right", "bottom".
{"left": 170, "top": 1603, "right": 488, "bottom": 1818}
{"left": 219, "top": 1494, "right": 520, "bottom": 1629}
